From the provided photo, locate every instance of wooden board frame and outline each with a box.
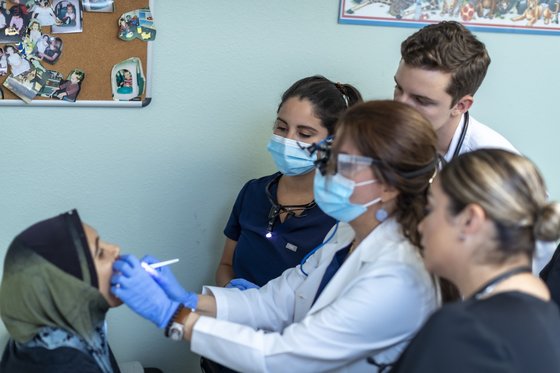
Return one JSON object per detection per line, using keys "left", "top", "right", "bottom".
{"left": 0, "top": 0, "right": 154, "bottom": 107}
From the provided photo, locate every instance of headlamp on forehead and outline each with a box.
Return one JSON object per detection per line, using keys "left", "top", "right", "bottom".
{"left": 298, "top": 136, "right": 334, "bottom": 176}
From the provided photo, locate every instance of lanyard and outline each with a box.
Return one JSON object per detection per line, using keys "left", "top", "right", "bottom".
{"left": 299, "top": 222, "right": 339, "bottom": 276}
{"left": 472, "top": 265, "right": 532, "bottom": 300}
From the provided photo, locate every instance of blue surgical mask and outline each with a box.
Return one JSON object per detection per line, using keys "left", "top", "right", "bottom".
{"left": 313, "top": 170, "right": 380, "bottom": 223}
{"left": 267, "top": 134, "right": 317, "bottom": 176}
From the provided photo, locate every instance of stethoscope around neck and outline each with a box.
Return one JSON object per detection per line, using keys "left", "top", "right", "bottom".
{"left": 299, "top": 222, "right": 339, "bottom": 276}
{"left": 447, "top": 111, "right": 470, "bottom": 162}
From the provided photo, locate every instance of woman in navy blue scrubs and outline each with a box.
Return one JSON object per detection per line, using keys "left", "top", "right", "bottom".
{"left": 215, "top": 76, "right": 362, "bottom": 289}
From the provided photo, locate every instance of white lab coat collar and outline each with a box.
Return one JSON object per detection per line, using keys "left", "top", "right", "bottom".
{"left": 309, "top": 218, "right": 403, "bottom": 314}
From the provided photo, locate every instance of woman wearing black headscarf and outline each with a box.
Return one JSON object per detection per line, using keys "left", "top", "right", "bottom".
{"left": 0, "top": 209, "right": 122, "bottom": 373}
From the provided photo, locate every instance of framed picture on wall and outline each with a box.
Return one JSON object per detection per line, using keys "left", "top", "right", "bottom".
{"left": 338, "top": 0, "right": 560, "bottom": 35}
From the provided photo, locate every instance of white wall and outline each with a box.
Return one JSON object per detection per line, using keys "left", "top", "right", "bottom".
{"left": 0, "top": 1, "right": 558, "bottom": 372}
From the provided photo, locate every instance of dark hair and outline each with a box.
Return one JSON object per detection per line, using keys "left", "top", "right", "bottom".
{"left": 441, "top": 149, "right": 560, "bottom": 263}
{"left": 334, "top": 100, "right": 438, "bottom": 247}
{"left": 400, "top": 21, "right": 490, "bottom": 107}
{"left": 72, "top": 69, "right": 85, "bottom": 82}
{"left": 277, "top": 75, "right": 363, "bottom": 135}
{"left": 10, "top": 5, "right": 22, "bottom": 16}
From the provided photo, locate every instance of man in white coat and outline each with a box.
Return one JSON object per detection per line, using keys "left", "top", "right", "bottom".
{"left": 393, "top": 21, "right": 554, "bottom": 272}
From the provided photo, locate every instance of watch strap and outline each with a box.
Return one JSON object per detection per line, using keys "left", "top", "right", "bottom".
{"left": 165, "top": 304, "right": 193, "bottom": 341}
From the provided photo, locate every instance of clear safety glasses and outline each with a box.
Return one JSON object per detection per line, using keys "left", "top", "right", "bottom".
{"left": 335, "top": 153, "right": 379, "bottom": 178}
{"left": 299, "top": 137, "right": 383, "bottom": 178}
{"left": 301, "top": 137, "right": 438, "bottom": 182}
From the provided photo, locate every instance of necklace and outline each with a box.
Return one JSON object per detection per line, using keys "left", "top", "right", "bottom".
{"left": 472, "top": 265, "right": 532, "bottom": 300}
{"left": 264, "top": 173, "right": 316, "bottom": 237}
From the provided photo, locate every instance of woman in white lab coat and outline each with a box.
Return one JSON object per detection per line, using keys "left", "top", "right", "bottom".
{"left": 111, "top": 100, "right": 440, "bottom": 372}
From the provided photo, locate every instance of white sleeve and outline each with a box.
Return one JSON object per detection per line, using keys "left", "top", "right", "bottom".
{"left": 202, "top": 262, "right": 306, "bottom": 332}
{"left": 202, "top": 233, "right": 341, "bottom": 332}
{"left": 192, "top": 264, "right": 434, "bottom": 373}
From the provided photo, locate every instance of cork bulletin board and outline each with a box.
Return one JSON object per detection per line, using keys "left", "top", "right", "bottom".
{"left": 0, "top": 0, "right": 153, "bottom": 107}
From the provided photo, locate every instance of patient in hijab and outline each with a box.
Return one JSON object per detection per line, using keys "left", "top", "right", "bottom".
{"left": 0, "top": 209, "right": 122, "bottom": 373}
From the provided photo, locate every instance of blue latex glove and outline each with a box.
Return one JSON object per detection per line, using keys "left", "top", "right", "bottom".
{"left": 226, "top": 278, "right": 260, "bottom": 291}
{"left": 141, "top": 255, "right": 198, "bottom": 310}
{"left": 111, "top": 254, "right": 179, "bottom": 328}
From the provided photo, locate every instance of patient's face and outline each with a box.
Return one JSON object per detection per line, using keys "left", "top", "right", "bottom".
{"left": 83, "top": 223, "right": 122, "bottom": 307}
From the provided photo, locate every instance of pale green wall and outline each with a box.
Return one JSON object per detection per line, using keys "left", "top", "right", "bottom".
{"left": 0, "top": 1, "right": 558, "bottom": 372}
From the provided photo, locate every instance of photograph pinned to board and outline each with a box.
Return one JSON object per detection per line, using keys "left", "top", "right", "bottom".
{"left": 4, "top": 44, "right": 31, "bottom": 76}
{"left": 37, "top": 68, "right": 62, "bottom": 97}
{"left": 50, "top": 67, "right": 84, "bottom": 101}
{"left": 2, "top": 59, "right": 46, "bottom": 103}
{"left": 0, "top": 46, "right": 7, "bottom": 75}
{"left": 32, "top": 0, "right": 59, "bottom": 26}
{"left": 0, "top": 4, "right": 31, "bottom": 44}
{"left": 51, "top": 0, "right": 82, "bottom": 34}
{"left": 18, "top": 20, "right": 65, "bottom": 64}
{"left": 82, "top": 0, "right": 114, "bottom": 13}
{"left": 118, "top": 8, "right": 155, "bottom": 41}
{"left": 111, "top": 57, "right": 144, "bottom": 101}
{"left": 20, "top": 20, "right": 42, "bottom": 57}
{"left": 8, "top": 0, "right": 35, "bottom": 9}
{"left": 32, "top": 35, "right": 64, "bottom": 64}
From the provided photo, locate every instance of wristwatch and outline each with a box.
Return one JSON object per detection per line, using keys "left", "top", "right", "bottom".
{"left": 165, "top": 305, "right": 193, "bottom": 341}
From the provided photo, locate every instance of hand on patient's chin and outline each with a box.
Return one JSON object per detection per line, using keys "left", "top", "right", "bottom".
{"left": 110, "top": 254, "right": 178, "bottom": 328}
{"left": 109, "top": 263, "right": 124, "bottom": 307}
{"left": 106, "top": 287, "right": 124, "bottom": 307}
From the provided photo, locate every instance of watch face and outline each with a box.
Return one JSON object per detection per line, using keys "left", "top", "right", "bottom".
{"left": 169, "top": 323, "right": 183, "bottom": 341}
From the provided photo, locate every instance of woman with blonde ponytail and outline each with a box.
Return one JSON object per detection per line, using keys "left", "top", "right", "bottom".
{"left": 393, "top": 149, "right": 560, "bottom": 372}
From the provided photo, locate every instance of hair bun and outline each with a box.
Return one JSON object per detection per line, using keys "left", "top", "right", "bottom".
{"left": 533, "top": 202, "right": 560, "bottom": 242}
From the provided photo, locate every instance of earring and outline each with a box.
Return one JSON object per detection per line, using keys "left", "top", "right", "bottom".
{"left": 375, "top": 207, "right": 388, "bottom": 222}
